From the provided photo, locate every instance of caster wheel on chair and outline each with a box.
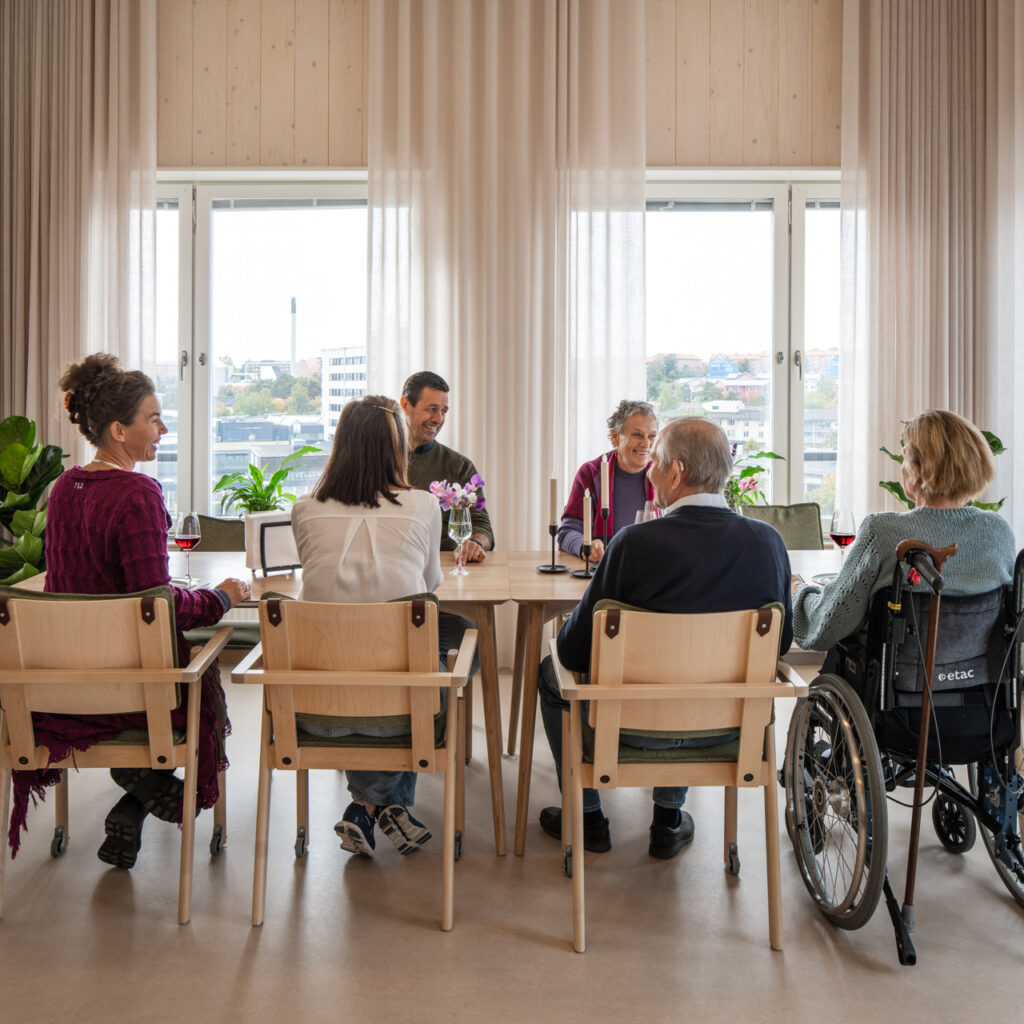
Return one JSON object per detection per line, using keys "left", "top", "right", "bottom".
{"left": 294, "top": 826, "right": 308, "bottom": 859}
{"left": 209, "top": 824, "right": 224, "bottom": 856}
{"left": 932, "top": 794, "right": 976, "bottom": 854}
{"left": 50, "top": 826, "right": 66, "bottom": 858}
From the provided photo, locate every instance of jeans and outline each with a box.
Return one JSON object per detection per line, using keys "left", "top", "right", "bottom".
{"left": 297, "top": 612, "right": 476, "bottom": 809}
{"left": 538, "top": 655, "right": 736, "bottom": 815}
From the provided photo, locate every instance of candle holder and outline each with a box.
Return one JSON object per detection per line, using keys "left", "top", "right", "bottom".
{"left": 537, "top": 523, "right": 569, "bottom": 574}
{"left": 601, "top": 507, "right": 610, "bottom": 540}
{"left": 571, "top": 543, "right": 595, "bottom": 579}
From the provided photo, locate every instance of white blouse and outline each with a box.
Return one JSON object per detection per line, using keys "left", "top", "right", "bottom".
{"left": 291, "top": 489, "right": 442, "bottom": 603}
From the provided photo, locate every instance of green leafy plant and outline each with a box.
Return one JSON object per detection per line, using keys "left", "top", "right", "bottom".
{"left": 0, "top": 415, "right": 68, "bottom": 584}
{"left": 880, "top": 428, "right": 1006, "bottom": 511}
{"left": 212, "top": 445, "right": 321, "bottom": 514}
{"left": 724, "top": 447, "right": 785, "bottom": 510}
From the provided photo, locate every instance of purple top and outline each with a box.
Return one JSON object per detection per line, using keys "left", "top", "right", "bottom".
{"left": 8, "top": 467, "right": 229, "bottom": 857}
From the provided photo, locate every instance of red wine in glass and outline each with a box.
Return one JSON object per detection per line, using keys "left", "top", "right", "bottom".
{"left": 830, "top": 510, "right": 856, "bottom": 564}
{"left": 174, "top": 512, "right": 201, "bottom": 586}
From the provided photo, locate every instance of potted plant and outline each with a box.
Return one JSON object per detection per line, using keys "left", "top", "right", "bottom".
{"left": 724, "top": 447, "right": 785, "bottom": 510}
{"left": 212, "top": 444, "right": 322, "bottom": 515}
{"left": 0, "top": 415, "right": 68, "bottom": 585}
{"left": 212, "top": 445, "right": 321, "bottom": 572}
{"left": 880, "top": 430, "right": 1005, "bottom": 510}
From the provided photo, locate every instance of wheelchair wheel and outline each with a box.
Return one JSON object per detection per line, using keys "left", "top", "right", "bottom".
{"left": 784, "top": 674, "right": 887, "bottom": 930}
{"left": 968, "top": 750, "right": 1024, "bottom": 909}
{"left": 931, "top": 794, "right": 976, "bottom": 854}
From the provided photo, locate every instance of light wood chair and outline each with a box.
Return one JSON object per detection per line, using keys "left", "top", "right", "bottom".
{"left": 232, "top": 597, "right": 476, "bottom": 931}
{"left": 549, "top": 601, "right": 807, "bottom": 953}
{"left": 0, "top": 587, "right": 231, "bottom": 924}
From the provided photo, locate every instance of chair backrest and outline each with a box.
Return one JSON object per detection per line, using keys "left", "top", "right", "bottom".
{"left": 0, "top": 589, "right": 179, "bottom": 767}
{"left": 257, "top": 597, "right": 441, "bottom": 720}
{"left": 740, "top": 502, "right": 823, "bottom": 550}
{"left": 588, "top": 603, "right": 784, "bottom": 735}
{"left": 197, "top": 514, "right": 245, "bottom": 552}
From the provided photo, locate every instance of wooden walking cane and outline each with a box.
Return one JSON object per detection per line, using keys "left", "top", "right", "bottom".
{"left": 896, "top": 539, "right": 958, "bottom": 935}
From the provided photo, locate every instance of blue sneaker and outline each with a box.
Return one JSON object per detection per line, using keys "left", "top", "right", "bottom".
{"left": 377, "top": 804, "right": 432, "bottom": 855}
{"left": 335, "top": 802, "right": 376, "bottom": 857}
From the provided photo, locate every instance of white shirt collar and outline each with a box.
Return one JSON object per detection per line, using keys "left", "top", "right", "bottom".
{"left": 663, "top": 491, "right": 730, "bottom": 514}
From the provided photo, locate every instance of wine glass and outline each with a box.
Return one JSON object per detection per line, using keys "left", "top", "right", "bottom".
{"left": 829, "top": 510, "right": 856, "bottom": 564}
{"left": 174, "top": 511, "right": 201, "bottom": 586}
{"left": 448, "top": 507, "right": 472, "bottom": 576}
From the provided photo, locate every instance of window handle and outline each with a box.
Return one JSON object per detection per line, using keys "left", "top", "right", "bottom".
{"left": 179, "top": 349, "right": 189, "bottom": 381}
{"left": 794, "top": 349, "right": 803, "bottom": 381}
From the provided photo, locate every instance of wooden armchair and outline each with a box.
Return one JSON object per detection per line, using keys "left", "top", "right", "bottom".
{"left": 0, "top": 587, "right": 231, "bottom": 923}
{"left": 739, "top": 502, "right": 824, "bottom": 550}
{"left": 231, "top": 597, "right": 476, "bottom": 931}
{"left": 549, "top": 601, "right": 807, "bottom": 952}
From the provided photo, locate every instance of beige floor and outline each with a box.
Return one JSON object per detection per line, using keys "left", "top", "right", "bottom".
{"left": 1, "top": 668, "right": 1021, "bottom": 1024}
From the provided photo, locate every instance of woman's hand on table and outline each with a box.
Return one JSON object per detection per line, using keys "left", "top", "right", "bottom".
{"left": 588, "top": 538, "right": 605, "bottom": 562}
{"left": 791, "top": 573, "right": 805, "bottom": 596}
{"left": 216, "top": 577, "right": 251, "bottom": 607}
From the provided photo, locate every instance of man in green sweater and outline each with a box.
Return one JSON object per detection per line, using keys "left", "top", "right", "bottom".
{"left": 400, "top": 371, "right": 495, "bottom": 561}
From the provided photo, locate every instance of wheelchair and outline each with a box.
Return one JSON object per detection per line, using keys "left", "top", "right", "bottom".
{"left": 782, "top": 541, "right": 1024, "bottom": 965}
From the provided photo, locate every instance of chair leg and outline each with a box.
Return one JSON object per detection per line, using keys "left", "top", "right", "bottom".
{"left": 724, "top": 786, "right": 738, "bottom": 867}
{"left": 442, "top": 686, "right": 460, "bottom": 932}
{"left": 0, "top": 762, "right": 10, "bottom": 920}
{"left": 178, "top": 681, "right": 202, "bottom": 925}
{"left": 560, "top": 708, "right": 572, "bottom": 852}
{"left": 252, "top": 709, "right": 274, "bottom": 927}
{"left": 463, "top": 678, "right": 474, "bottom": 764}
{"left": 296, "top": 769, "right": 309, "bottom": 844}
{"left": 214, "top": 770, "right": 227, "bottom": 847}
{"left": 507, "top": 604, "right": 529, "bottom": 753}
{"left": 54, "top": 769, "right": 69, "bottom": 845}
{"left": 763, "top": 729, "right": 783, "bottom": 951}
{"left": 455, "top": 692, "right": 466, "bottom": 835}
{"left": 569, "top": 705, "right": 586, "bottom": 953}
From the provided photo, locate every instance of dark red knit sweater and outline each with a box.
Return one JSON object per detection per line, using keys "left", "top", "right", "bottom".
{"left": 8, "top": 467, "right": 230, "bottom": 856}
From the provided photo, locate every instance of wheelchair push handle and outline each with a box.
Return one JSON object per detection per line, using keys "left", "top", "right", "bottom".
{"left": 895, "top": 540, "right": 957, "bottom": 595}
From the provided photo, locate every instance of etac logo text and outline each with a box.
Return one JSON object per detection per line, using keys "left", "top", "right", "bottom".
{"left": 938, "top": 668, "right": 975, "bottom": 682}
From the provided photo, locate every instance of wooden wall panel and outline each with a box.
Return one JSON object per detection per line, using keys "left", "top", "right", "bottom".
{"left": 157, "top": 0, "right": 193, "bottom": 166}
{"left": 192, "top": 0, "right": 227, "bottom": 165}
{"left": 260, "top": 0, "right": 295, "bottom": 164}
{"left": 328, "top": 0, "right": 365, "bottom": 166}
{"left": 675, "top": 0, "right": 711, "bottom": 164}
{"left": 778, "top": 0, "right": 812, "bottom": 163}
{"left": 709, "top": 0, "right": 745, "bottom": 164}
{"left": 225, "top": 0, "right": 261, "bottom": 165}
{"left": 294, "top": 0, "right": 330, "bottom": 165}
{"left": 155, "top": 0, "right": 840, "bottom": 169}
{"left": 743, "top": 0, "right": 780, "bottom": 165}
{"left": 645, "top": 0, "right": 677, "bottom": 166}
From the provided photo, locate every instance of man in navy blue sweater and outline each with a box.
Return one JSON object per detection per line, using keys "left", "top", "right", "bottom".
{"left": 538, "top": 417, "right": 793, "bottom": 859}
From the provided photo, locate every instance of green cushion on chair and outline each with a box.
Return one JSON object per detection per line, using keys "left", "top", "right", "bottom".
{"left": 293, "top": 711, "right": 447, "bottom": 749}
{"left": 104, "top": 727, "right": 187, "bottom": 745}
{"left": 581, "top": 721, "right": 740, "bottom": 764}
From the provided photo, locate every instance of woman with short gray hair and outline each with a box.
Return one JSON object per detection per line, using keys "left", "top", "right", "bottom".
{"left": 557, "top": 399, "right": 658, "bottom": 562}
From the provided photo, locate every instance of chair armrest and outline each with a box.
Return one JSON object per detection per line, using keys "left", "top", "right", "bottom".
{"left": 448, "top": 629, "right": 478, "bottom": 691}
{"left": 775, "top": 659, "right": 810, "bottom": 697}
{"left": 231, "top": 642, "right": 264, "bottom": 684}
{"left": 180, "top": 626, "right": 233, "bottom": 682}
{"left": 547, "top": 637, "right": 582, "bottom": 698}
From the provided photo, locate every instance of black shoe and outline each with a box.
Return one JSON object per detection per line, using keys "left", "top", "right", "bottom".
{"left": 539, "top": 806, "right": 611, "bottom": 853}
{"left": 97, "top": 793, "right": 147, "bottom": 869}
{"left": 649, "top": 810, "right": 695, "bottom": 859}
{"left": 110, "top": 768, "right": 184, "bottom": 823}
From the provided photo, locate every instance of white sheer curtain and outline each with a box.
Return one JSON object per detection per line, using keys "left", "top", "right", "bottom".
{"left": 839, "top": 0, "right": 1022, "bottom": 539}
{"left": 368, "top": 0, "right": 645, "bottom": 552}
{"left": 0, "top": 0, "right": 156, "bottom": 464}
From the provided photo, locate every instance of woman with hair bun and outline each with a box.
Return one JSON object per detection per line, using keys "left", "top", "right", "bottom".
{"left": 8, "top": 353, "right": 250, "bottom": 868}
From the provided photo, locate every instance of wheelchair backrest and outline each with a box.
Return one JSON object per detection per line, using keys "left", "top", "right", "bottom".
{"left": 887, "top": 588, "right": 1007, "bottom": 693}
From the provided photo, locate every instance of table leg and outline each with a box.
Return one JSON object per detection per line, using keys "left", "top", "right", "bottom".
{"left": 514, "top": 603, "right": 546, "bottom": 855}
{"left": 506, "top": 603, "right": 529, "bottom": 754}
{"left": 474, "top": 604, "right": 507, "bottom": 856}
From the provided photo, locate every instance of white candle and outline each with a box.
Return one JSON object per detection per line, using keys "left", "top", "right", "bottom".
{"left": 549, "top": 477, "right": 558, "bottom": 526}
{"left": 583, "top": 489, "right": 592, "bottom": 547}
{"left": 600, "top": 455, "right": 609, "bottom": 512}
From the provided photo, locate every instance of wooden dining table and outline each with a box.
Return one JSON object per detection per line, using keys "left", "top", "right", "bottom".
{"left": 506, "top": 546, "right": 841, "bottom": 855}
{"left": 168, "top": 548, "right": 513, "bottom": 856}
